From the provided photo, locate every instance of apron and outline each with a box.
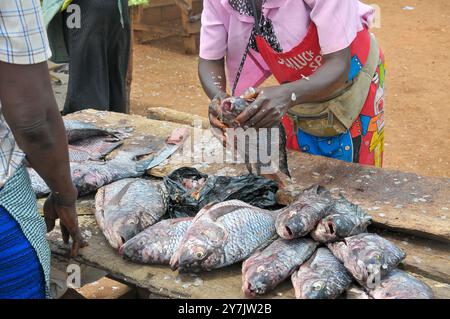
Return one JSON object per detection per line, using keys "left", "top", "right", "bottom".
{"left": 246, "top": 3, "right": 385, "bottom": 167}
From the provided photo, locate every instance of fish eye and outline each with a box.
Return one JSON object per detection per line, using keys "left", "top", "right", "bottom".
{"left": 195, "top": 251, "right": 205, "bottom": 259}
{"left": 313, "top": 281, "right": 324, "bottom": 290}
{"left": 127, "top": 219, "right": 136, "bottom": 225}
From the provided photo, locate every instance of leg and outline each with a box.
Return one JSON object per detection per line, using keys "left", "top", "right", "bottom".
{"left": 62, "top": 0, "right": 111, "bottom": 114}
{"left": 0, "top": 207, "right": 46, "bottom": 299}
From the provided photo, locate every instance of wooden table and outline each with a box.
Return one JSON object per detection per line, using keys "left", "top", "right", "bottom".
{"left": 45, "top": 109, "right": 450, "bottom": 299}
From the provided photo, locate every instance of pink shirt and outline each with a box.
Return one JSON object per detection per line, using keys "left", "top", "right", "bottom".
{"left": 200, "top": 0, "right": 375, "bottom": 95}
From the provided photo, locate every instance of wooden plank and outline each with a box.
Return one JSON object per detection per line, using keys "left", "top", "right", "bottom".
{"left": 147, "top": 107, "right": 209, "bottom": 128}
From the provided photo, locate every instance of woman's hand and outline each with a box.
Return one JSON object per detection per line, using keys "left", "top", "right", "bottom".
{"left": 208, "top": 92, "right": 230, "bottom": 145}
{"left": 44, "top": 187, "right": 88, "bottom": 257}
{"left": 234, "top": 86, "right": 293, "bottom": 129}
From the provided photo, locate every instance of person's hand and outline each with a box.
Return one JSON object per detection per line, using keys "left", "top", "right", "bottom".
{"left": 235, "top": 86, "right": 293, "bottom": 129}
{"left": 208, "top": 92, "right": 230, "bottom": 145}
{"left": 44, "top": 187, "right": 88, "bottom": 257}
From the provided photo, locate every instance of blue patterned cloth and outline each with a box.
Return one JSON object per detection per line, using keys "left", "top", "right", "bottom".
{"left": 0, "top": 166, "right": 51, "bottom": 298}
{"left": 0, "top": 206, "right": 46, "bottom": 299}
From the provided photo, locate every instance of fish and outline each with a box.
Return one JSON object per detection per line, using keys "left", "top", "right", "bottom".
{"left": 242, "top": 238, "right": 317, "bottom": 297}
{"left": 327, "top": 233, "right": 406, "bottom": 288}
{"left": 119, "top": 217, "right": 193, "bottom": 264}
{"left": 275, "top": 185, "right": 333, "bottom": 239}
{"left": 291, "top": 248, "right": 353, "bottom": 299}
{"left": 170, "top": 200, "right": 280, "bottom": 273}
{"left": 68, "top": 135, "right": 123, "bottom": 162}
{"left": 345, "top": 285, "right": 372, "bottom": 299}
{"left": 311, "top": 196, "right": 372, "bottom": 243}
{"left": 30, "top": 148, "right": 155, "bottom": 197}
{"left": 218, "top": 97, "right": 291, "bottom": 178}
{"left": 64, "top": 119, "right": 118, "bottom": 143}
{"left": 367, "top": 269, "right": 434, "bottom": 299}
{"left": 95, "top": 178, "right": 167, "bottom": 249}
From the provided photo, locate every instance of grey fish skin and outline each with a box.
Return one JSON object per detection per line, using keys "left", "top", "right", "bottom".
{"left": 95, "top": 178, "right": 166, "bottom": 249}
{"left": 119, "top": 217, "right": 193, "bottom": 264}
{"left": 242, "top": 238, "right": 317, "bottom": 297}
{"left": 327, "top": 233, "right": 406, "bottom": 288}
{"left": 72, "top": 149, "right": 153, "bottom": 196}
{"left": 311, "top": 196, "right": 372, "bottom": 243}
{"left": 68, "top": 136, "right": 123, "bottom": 162}
{"left": 29, "top": 149, "right": 152, "bottom": 197}
{"left": 170, "top": 200, "right": 280, "bottom": 273}
{"left": 64, "top": 119, "right": 117, "bottom": 143}
{"left": 368, "top": 269, "right": 434, "bottom": 299}
{"left": 292, "top": 248, "right": 353, "bottom": 299}
{"left": 219, "top": 97, "right": 291, "bottom": 178}
{"left": 276, "top": 185, "right": 333, "bottom": 239}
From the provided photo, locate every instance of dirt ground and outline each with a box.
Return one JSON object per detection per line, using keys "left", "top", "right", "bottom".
{"left": 130, "top": 0, "right": 450, "bottom": 178}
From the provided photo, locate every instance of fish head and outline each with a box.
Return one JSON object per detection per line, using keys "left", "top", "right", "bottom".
{"left": 301, "top": 279, "right": 329, "bottom": 299}
{"left": 105, "top": 212, "right": 142, "bottom": 249}
{"left": 171, "top": 222, "right": 226, "bottom": 272}
{"left": 275, "top": 205, "right": 306, "bottom": 239}
{"left": 311, "top": 216, "right": 339, "bottom": 243}
{"left": 242, "top": 263, "right": 274, "bottom": 297}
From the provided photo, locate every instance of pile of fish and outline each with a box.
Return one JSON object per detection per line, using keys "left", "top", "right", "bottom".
{"left": 117, "top": 185, "right": 434, "bottom": 299}
{"left": 28, "top": 120, "right": 156, "bottom": 197}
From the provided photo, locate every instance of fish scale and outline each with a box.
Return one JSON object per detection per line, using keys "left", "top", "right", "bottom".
{"left": 220, "top": 209, "right": 277, "bottom": 266}
{"left": 120, "top": 218, "right": 193, "bottom": 264}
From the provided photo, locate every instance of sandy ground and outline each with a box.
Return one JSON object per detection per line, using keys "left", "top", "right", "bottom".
{"left": 130, "top": 0, "right": 450, "bottom": 178}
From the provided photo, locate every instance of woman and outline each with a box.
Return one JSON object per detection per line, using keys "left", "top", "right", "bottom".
{"left": 43, "top": 0, "right": 131, "bottom": 114}
{"left": 199, "top": 0, "right": 385, "bottom": 168}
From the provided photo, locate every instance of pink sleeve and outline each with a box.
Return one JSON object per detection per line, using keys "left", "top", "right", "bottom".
{"left": 199, "top": 0, "right": 228, "bottom": 60}
{"left": 304, "top": 0, "right": 368, "bottom": 54}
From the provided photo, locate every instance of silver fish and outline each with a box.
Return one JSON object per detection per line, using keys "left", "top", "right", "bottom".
{"left": 328, "top": 233, "right": 406, "bottom": 287}
{"left": 95, "top": 178, "right": 166, "bottom": 249}
{"left": 311, "top": 196, "right": 372, "bottom": 243}
{"left": 170, "top": 200, "right": 280, "bottom": 272}
{"left": 68, "top": 135, "right": 123, "bottom": 162}
{"left": 292, "top": 248, "right": 353, "bottom": 299}
{"left": 119, "top": 217, "right": 193, "bottom": 264}
{"left": 64, "top": 119, "right": 118, "bottom": 143}
{"left": 368, "top": 269, "right": 434, "bottom": 299}
{"left": 276, "top": 185, "right": 333, "bottom": 239}
{"left": 242, "top": 238, "right": 317, "bottom": 297}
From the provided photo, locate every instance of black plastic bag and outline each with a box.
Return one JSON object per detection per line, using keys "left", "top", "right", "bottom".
{"left": 164, "top": 167, "right": 281, "bottom": 218}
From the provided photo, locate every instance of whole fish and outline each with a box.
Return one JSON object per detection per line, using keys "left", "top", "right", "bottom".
{"left": 71, "top": 149, "right": 154, "bottom": 196}
{"left": 218, "top": 97, "right": 290, "bottom": 178}
{"left": 327, "top": 233, "right": 406, "bottom": 287}
{"left": 95, "top": 178, "right": 167, "bottom": 249}
{"left": 367, "top": 269, "right": 434, "bottom": 299}
{"left": 292, "top": 248, "right": 353, "bottom": 299}
{"left": 30, "top": 148, "right": 154, "bottom": 197}
{"left": 119, "top": 217, "right": 193, "bottom": 264}
{"left": 69, "top": 136, "right": 123, "bottom": 162}
{"left": 242, "top": 238, "right": 317, "bottom": 297}
{"left": 64, "top": 119, "right": 118, "bottom": 143}
{"left": 275, "top": 185, "right": 333, "bottom": 239}
{"left": 311, "top": 196, "right": 372, "bottom": 243}
{"left": 170, "top": 200, "right": 280, "bottom": 273}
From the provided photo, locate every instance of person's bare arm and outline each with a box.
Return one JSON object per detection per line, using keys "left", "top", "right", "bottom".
{"left": 0, "top": 61, "right": 86, "bottom": 256}
{"left": 235, "top": 47, "right": 351, "bottom": 128}
{"left": 198, "top": 58, "right": 229, "bottom": 142}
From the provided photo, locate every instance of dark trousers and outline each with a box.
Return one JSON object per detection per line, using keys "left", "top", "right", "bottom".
{"left": 63, "top": 0, "right": 130, "bottom": 114}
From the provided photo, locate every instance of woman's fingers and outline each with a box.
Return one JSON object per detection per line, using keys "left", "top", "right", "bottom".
{"left": 234, "top": 95, "right": 266, "bottom": 127}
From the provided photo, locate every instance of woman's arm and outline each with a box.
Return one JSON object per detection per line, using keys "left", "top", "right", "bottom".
{"left": 235, "top": 47, "right": 351, "bottom": 129}
{"left": 198, "top": 58, "right": 229, "bottom": 141}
